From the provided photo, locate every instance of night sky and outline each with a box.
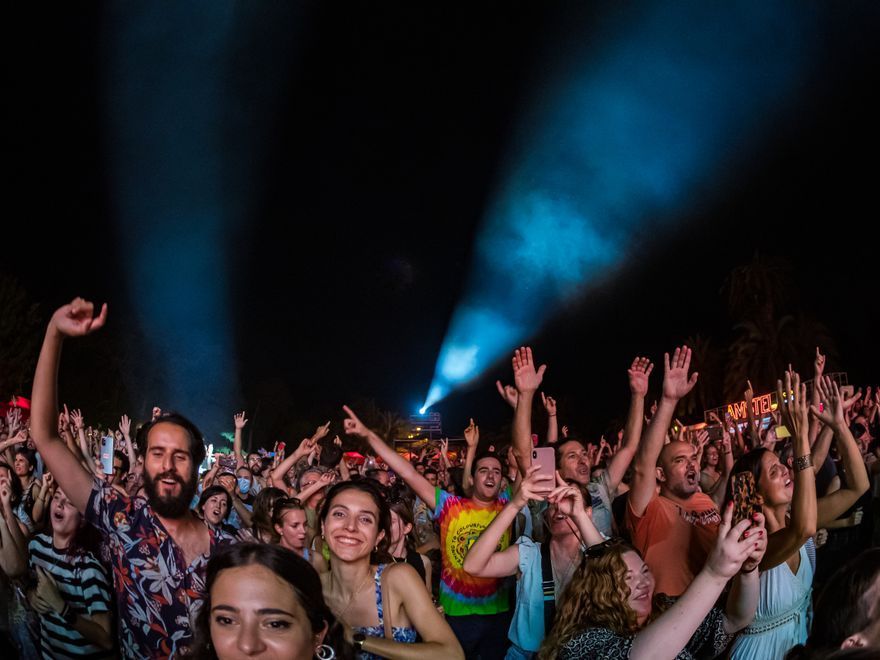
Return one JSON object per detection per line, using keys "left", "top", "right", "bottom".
{"left": 5, "top": 2, "right": 879, "bottom": 448}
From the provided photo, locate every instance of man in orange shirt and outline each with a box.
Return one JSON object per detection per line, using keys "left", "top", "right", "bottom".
{"left": 626, "top": 345, "right": 721, "bottom": 596}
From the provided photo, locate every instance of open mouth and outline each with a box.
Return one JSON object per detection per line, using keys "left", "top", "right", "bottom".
{"left": 334, "top": 535, "right": 362, "bottom": 547}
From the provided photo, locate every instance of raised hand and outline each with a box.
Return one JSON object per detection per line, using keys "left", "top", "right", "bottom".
{"left": 151, "top": 406, "right": 162, "bottom": 421}
{"left": 495, "top": 380, "right": 519, "bottom": 408}
{"left": 49, "top": 297, "right": 107, "bottom": 339}
{"left": 744, "top": 380, "right": 755, "bottom": 405}
{"left": 512, "top": 346, "right": 546, "bottom": 394}
{"left": 777, "top": 370, "right": 809, "bottom": 439}
{"left": 495, "top": 381, "right": 519, "bottom": 409}
{"left": 561, "top": 425, "right": 569, "bottom": 439}
{"left": 118, "top": 414, "right": 131, "bottom": 438}
{"left": 628, "top": 357, "right": 654, "bottom": 396}
{"left": 312, "top": 421, "right": 332, "bottom": 442}
{"left": 463, "top": 418, "right": 479, "bottom": 448}
{"left": 547, "top": 471, "right": 586, "bottom": 518}
{"left": 69, "top": 408, "right": 84, "bottom": 431}
{"left": 511, "top": 465, "right": 554, "bottom": 508}
{"left": 233, "top": 411, "right": 249, "bottom": 429}
{"left": 814, "top": 346, "right": 826, "bottom": 377}
{"left": 705, "top": 503, "right": 762, "bottom": 581}
{"left": 810, "top": 376, "right": 846, "bottom": 428}
{"left": 740, "top": 512, "right": 767, "bottom": 573}
{"left": 662, "top": 346, "right": 699, "bottom": 401}
{"left": 540, "top": 392, "right": 557, "bottom": 416}
{"left": 342, "top": 406, "right": 370, "bottom": 438}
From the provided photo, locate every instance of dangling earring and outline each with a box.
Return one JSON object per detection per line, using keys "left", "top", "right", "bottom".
{"left": 315, "top": 643, "right": 336, "bottom": 660}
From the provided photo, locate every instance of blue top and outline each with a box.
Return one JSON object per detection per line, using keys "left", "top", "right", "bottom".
{"left": 353, "top": 563, "right": 418, "bottom": 659}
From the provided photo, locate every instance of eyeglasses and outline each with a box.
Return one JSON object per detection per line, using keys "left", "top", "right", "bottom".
{"left": 585, "top": 538, "right": 626, "bottom": 559}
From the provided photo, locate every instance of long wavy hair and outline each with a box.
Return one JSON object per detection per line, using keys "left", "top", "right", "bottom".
{"left": 539, "top": 541, "right": 667, "bottom": 660}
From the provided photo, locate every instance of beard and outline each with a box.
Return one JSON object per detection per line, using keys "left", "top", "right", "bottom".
{"left": 144, "top": 468, "right": 197, "bottom": 518}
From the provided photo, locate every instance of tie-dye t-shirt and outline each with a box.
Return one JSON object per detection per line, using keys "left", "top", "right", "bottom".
{"left": 432, "top": 486, "right": 511, "bottom": 616}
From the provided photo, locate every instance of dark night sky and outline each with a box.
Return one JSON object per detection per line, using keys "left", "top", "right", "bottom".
{"left": 4, "top": 2, "right": 879, "bottom": 446}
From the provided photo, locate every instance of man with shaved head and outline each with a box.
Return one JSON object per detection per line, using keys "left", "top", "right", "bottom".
{"left": 626, "top": 346, "right": 721, "bottom": 596}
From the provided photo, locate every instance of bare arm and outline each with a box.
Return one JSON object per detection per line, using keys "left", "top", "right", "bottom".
{"left": 761, "top": 371, "right": 816, "bottom": 571}
{"left": 812, "top": 379, "right": 870, "bottom": 527}
{"left": 630, "top": 346, "right": 699, "bottom": 517}
{"left": 30, "top": 298, "right": 108, "bottom": 514}
{"left": 461, "top": 419, "right": 479, "bottom": 497}
{"left": 461, "top": 499, "right": 522, "bottom": 578}
{"left": 343, "top": 406, "right": 437, "bottom": 510}
{"left": 0, "top": 486, "right": 26, "bottom": 578}
{"left": 232, "top": 411, "right": 248, "bottom": 469}
{"left": 542, "top": 393, "right": 558, "bottom": 445}
{"left": 607, "top": 357, "right": 652, "bottom": 492}
{"left": 709, "top": 433, "right": 734, "bottom": 510}
{"left": 511, "top": 347, "right": 546, "bottom": 477}
{"left": 354, "top": 564, "right": 464, "bottom": 660}
{"left": 630, "top": 506, "right": 757, "bottom": 659}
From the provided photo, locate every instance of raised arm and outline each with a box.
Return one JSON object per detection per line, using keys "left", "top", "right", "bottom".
{"left": 30, "top": 298, "right": 107, "bottom": 514}
{"left": 463, "top": 466, "right": 549, "bottom": 578}
{"left": 630, "top": 346, "right": 698, "bottom": 517}
{"left": 232, "top": 411, "right": 248, "bottom": 469}
{"left": 342, "top": 405, "right": 437, "bottom": 510}
{"left": 118, "top": 414, "right": 138, "bottom": 470}
{"left": 0, "top": 481, "right": 27, "bottom": 578}
{"left": 541, "top": 393, "right": 559, "bottom": 445}
{"left": 743, "top": 380, "right": 759, "bottom": 449}
{"left": 461, "top": 419, "right": 479, "bottom": 497}
{"left": 269, "top": 437, "right": 315, "bottom": 489}
{"left": 606, "top": 357, "right": 652, "bottom": 492}
{"left": 709, "top": 432, "right": 734, "bottom": 509}
{"left": 511, "top": 346, "right": 546, "bottom": 477}
{"left": 629, "top": 504, "right": 756, "bottom": 659}
{"left": 761, "top": 371, "right": 816, "bottom": 570}
{"left": 547, "top": 472, "right": 605, "bottom": 547}
{"left": 811, "top": 378, "right": 870, "bottom": 526}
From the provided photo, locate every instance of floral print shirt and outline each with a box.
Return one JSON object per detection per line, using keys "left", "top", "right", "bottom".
{"left": 85, "top": 479, "right": 233, "bottom": 658}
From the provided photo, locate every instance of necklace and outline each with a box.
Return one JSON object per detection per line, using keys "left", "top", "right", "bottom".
{"left": 334, "top": 568, "right": 375, "bottom": 623}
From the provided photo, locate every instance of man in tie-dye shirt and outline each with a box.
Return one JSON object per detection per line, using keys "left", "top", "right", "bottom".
{"left": 343, "top": 406, "right": 513, "bottom": 660}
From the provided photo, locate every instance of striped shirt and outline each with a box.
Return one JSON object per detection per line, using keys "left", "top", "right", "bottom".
{"left": 28, "top": 533, "right": 113, "bottom": 659}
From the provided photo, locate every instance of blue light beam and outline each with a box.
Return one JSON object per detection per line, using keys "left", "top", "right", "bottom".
{"left": 423, "top": 1, "right": 823, "bottom": 410}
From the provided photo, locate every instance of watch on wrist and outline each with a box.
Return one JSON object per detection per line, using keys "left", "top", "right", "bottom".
{"left": 352, "top": 632, "right": 367, "bottom": 651}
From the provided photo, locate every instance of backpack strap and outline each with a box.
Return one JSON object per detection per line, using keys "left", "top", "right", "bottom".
{"left": 540, "top": 542, "right": 557, "bottom": 635}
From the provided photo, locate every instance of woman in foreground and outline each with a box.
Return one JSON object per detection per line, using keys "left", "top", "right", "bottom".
{"left": 539, "top": 501, "right": 766, "bottom": 660}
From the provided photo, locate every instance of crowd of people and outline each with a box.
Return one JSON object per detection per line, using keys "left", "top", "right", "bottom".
{"left": 0, "top": 296, "right": 878, "bottom": 659}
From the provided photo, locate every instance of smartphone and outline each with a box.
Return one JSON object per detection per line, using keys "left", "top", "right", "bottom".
{"left": 705, "top": 425, "right": 723, "bottom": 442}
{"left": 531, "top": 447, "right": 556, "bottom": 486}
{"left": 731, "top": 471, "right": 761, "bottom": 528}
{"left": 100, "top": 435, "right": 114, "bottom": 475}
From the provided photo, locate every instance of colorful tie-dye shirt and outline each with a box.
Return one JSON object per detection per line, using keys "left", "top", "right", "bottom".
{"left": 432, "top": 486, "right": 511, "bottom": 616}
{"left": 85, "top": 479, "right": 234, "bottom": 659}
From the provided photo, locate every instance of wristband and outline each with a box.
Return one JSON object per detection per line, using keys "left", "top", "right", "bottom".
{"left": 794, "top": 454, "right": 812, "bottom": 472}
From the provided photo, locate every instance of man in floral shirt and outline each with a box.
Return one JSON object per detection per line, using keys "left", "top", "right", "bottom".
{"left": 30, "top": 298, "right": 233, "bottom": 658}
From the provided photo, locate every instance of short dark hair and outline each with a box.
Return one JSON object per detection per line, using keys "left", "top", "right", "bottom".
{"left": 469, "top": 450, "right": 505, "bottom": 477}
{"left": 13, "top": 447, "right": 37, "bottom": 472}
{"left": 113, "top": 450, "right": 130, "bottom": 475}
{"left": 197, "top": 485, "right": 232, "bottom": 521}
{"left": 135, "top": 412, "right": 206, "bottom": 467}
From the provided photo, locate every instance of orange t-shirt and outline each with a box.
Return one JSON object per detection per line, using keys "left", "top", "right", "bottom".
{"left": 626, "top": 492, "right": 720, "bottom": 597}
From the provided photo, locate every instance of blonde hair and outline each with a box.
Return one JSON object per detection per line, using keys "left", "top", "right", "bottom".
{"left": 539, "top": 542, "right": 666, "bottom": 659}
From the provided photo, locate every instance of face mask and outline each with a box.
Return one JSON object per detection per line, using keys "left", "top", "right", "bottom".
{"left": 237, "top": 477, "right": 251, "bottom": 495}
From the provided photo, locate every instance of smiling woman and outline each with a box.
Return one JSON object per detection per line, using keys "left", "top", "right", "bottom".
{"left": 318, "top": 480, "right": 464, "bottom": 660}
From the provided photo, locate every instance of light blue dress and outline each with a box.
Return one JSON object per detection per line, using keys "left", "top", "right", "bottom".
{"left": 730, "top": 539, "right": 814, "bottom": 660}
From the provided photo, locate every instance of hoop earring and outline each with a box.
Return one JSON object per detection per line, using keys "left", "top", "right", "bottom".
{"left": 315, "top": 644, "right": 336, "bottom": 660}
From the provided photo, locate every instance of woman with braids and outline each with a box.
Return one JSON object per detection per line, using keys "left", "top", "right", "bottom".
{"left": 318, "top": 479, "right": 463, "bottom": 659}
{"left": 539, "top": 501, "right": 766, "bottom": 660}
{"left": 191, "top": 542, "right": 352, "bottom": 660}
{"left": 727, "top": 373, "right": 870, "bottom": 660}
